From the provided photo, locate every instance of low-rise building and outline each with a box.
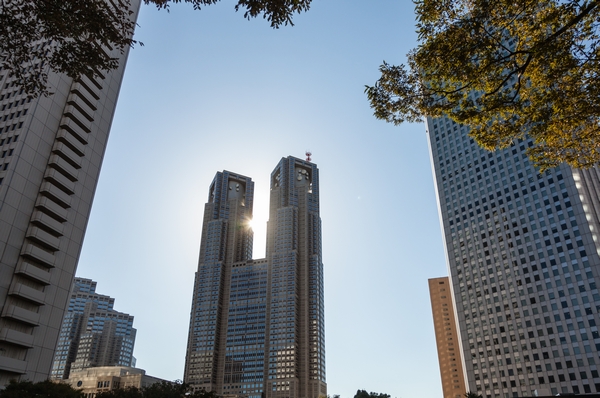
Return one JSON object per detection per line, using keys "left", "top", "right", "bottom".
{"left": 65, "top": 366, "right": 168, "bottom": 397}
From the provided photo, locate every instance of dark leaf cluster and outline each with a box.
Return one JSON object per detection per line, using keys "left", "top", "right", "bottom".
{"left": 0, "top": 0, "right": 138, "bottom": 97}
{"left": 144, "top": 0, "right": 311, "bottom": 28}
{"left": 0, "top": 379, "right": 218, "bottom": 398}
{"left": 0, "top": 380, "right": 84, "bottom": 398}
{"left": 353, "top": 389, "right": 391, "bottom": 398}
{"left": 96, "top": 381, "right": 219, "bottom": 398}
{"left": 0, "top": 0, "right": 311, "bottom": 98}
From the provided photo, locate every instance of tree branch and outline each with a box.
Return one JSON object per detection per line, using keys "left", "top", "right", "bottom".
{"left": 536, "top": 0, "right": 599, "bottom": 49}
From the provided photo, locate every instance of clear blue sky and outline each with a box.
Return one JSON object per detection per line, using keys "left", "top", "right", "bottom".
{"left": 76, "top": 2, "right": 449, "bottom": 398}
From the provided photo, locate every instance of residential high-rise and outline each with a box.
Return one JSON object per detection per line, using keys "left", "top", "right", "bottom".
{"left": 0, "top": 1, "right": 140, "bottom": 384}
{"left": 50, "top": 278, "right": 136, "bottom": 380}
{"left": 428, "top": 112, "right": 600, "bottom": 397}
{"left": 184, "top": 156, "right": 326, "bottom": 398}
{"left": 429, "top": 277, "right": 467, "bottom": 398}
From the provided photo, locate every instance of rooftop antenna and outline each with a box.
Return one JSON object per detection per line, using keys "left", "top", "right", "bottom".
{"left": 305, "top": 151, "right": 312, "bottom": 162}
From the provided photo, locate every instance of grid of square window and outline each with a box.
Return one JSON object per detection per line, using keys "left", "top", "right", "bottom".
{"left": 427, "top": 114, "right": 600, "bottom": 398}
{"left": 0, "top": 68, "right": 30, "bottom": 182}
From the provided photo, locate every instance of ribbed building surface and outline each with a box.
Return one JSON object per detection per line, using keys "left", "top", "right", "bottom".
{"left": 50, "top": 278, "right": 136, "bottom": 380}
{"left": 429, "top": 277, "right": 467, "bottom": 398}
{"left": 427, "top": 112, "right": 600, "bottom": 397}
{"left": 0, "top": 1, "right": 140, "bottom": 384}
{"left": 184, "top": 156, "right": 326, "bottom": 398}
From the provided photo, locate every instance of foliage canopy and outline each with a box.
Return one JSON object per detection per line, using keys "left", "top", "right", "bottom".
{"left": 0, "top": 379, "right": 217, "bottom": 398}
{"left": 353, "top": 389, "right": 391, "bottom": 398}
{"left": 0, "top": 0, "right": 311, "bottom": 97}
{"left": 365, "top": 0, "right": 600, "bottom": 170}
{"left": 95, "top": 381, "right": 219, "bottom": 398}
{"left": 0, "top": 380, "right": 84, "bottom": 398}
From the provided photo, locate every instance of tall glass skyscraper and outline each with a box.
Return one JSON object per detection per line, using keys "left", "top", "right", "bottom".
{"left": 428, "top": 114, "right": 600, "bottom": 397}
{"left": 50, "top": 278, "right": 136, "bottom": 380}
{"left": 184, "top": 156, "right": 326, "bottom": 398}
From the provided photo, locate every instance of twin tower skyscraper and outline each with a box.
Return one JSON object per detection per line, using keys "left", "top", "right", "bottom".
{"left": 184, "top": 156, "right": 327, "bottom": 398}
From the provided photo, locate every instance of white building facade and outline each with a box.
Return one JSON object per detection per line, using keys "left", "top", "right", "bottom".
{"left": 0, "top": 1, "right": 140, "bottom": 384}
{"left": 428, "top": 115, "right": 600, "bottom": 397}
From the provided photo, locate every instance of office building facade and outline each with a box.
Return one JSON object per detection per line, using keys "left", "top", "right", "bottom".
{"left": 427, "top": 113, "right": 600, "bottom": 397}
{"left": 184, "top": 156, "right": 326, "bottom": 398}
{"left": 0, "top": 1, "right": 140, "bottom": 384}
{"left": 50, "top": 278, "right": 136, "bottom": 380}
{"left": 429, "top": 276, "right": 467, "bottom": 398}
